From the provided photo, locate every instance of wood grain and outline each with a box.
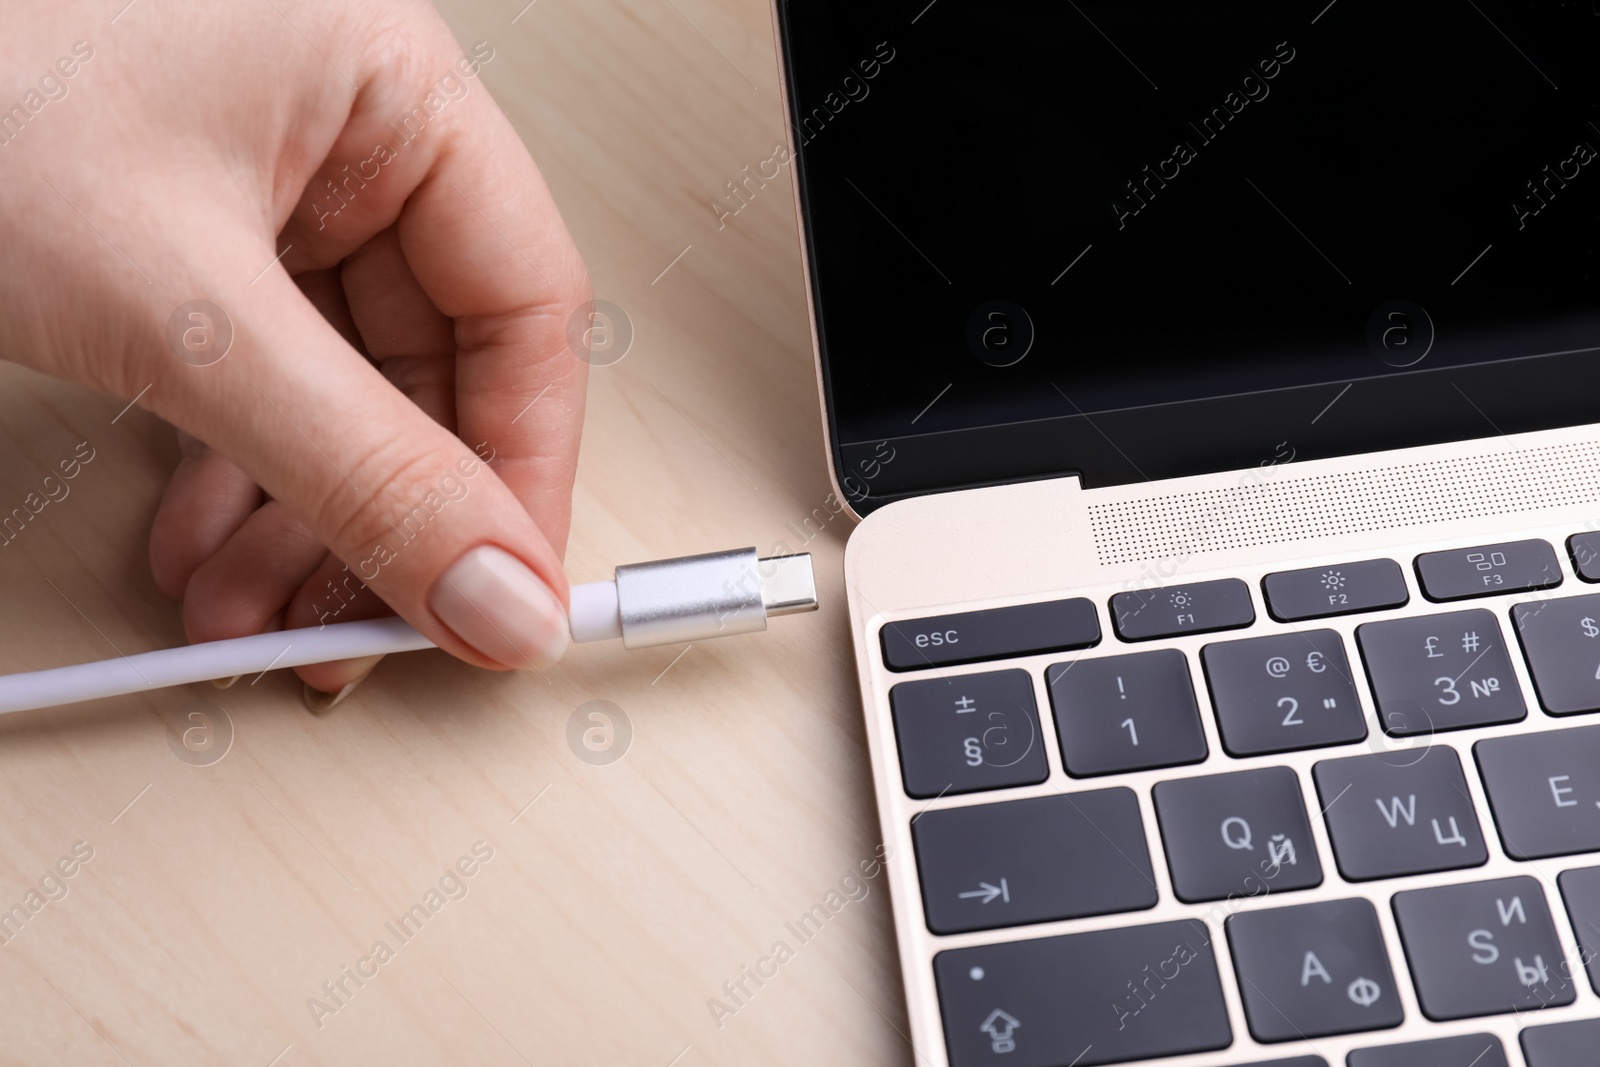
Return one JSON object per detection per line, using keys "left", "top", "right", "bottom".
{"left": 0, "top": 0, "right": 907, "bottom": 1063}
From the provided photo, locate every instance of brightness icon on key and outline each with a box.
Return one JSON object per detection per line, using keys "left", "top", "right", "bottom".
{"left": 1321, "top": 570, "right": 1345, "bottom": 590}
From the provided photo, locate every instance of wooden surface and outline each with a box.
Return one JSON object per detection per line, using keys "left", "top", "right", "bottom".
{"left": 0, "top": 1, "right": 909, "bottom": 1063}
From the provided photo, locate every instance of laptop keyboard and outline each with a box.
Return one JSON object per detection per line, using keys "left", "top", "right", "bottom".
{"left": 878, "top": 533, "right": 1600, "bottom": 1067}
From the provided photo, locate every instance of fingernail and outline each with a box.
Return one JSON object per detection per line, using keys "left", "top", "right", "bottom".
{"left": 300, "top": 655, "right": 384, "bottom": 714}
{"left": 212, "top": 674, "right": 242, "bottom": 690}
{"left": 428, "top": 546, "right": 569, "bottom": 669}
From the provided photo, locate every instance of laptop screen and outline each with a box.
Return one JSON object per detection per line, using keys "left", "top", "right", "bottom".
{"left": 775, "top": 1, "right": 1600, "bottom": 511}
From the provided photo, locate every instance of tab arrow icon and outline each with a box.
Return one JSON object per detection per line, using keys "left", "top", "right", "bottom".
{"left": 958, "top": 878, "right": 1010, "bottom": 904}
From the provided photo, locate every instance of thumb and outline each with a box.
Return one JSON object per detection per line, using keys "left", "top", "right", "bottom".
{"left": 148, "top": 269, "right": 572, "bottom": 672}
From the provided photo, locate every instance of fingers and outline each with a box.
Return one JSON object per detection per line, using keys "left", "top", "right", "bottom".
{"left": 138, "top": 15, "right": 586, "bottom": 674}
{"left": 148, "top": 261, "right": 571, "bottom": 672}
{"left": 180, "top": 501, "right": 328, "bottom": 645}
{"left": 274, "top": 15, "right": 589, "bottom": 555}
{"left": 149, "top": 431, "right": 263, "bottom": 600}
{"left": 399, "top": 150, "right": 589, "bottom": 557}
{"left": 340, "top": 226, "right": 457, "bottom": 428}
{"left": 284, "top": 552, "right": 391, "bottom": 705}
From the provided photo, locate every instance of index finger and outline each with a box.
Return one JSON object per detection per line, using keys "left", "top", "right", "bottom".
{"left": 396, "top": 73, "right": 590, "bottom": 560}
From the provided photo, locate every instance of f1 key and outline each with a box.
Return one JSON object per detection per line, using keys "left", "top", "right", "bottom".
{"left": 1111, "top": 578, "right": 1254, "bottom": 641}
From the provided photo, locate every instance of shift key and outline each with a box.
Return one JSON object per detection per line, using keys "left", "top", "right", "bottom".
{"left": 880, "top": 598, "right": 1100, "bottom": 671}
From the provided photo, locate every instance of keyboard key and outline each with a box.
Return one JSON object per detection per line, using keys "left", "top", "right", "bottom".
{"left": 1153, "top": 767, "right": 1322, "bottom": 903}
{"left": 1557, "top": 866, "right": 1600, "bottom": 993}
{"left": 1522, "top": 1017, "right": 1600, "bottom": 1066}
{"left": 1415, "top": 539, "right": 1562, "bottom": 601}
{"left": 890, "top": 670, "right": 1049, "bottom": 799}
{"left": 1110, "top": 578, "right": 1253, "bottom": 641}
{"left": 1512, "top": 593, "right": 1600, "bottom": 715}
{"left": 911, "top": 788, "right": 1156, "bottom": 935}
{"left": 1223, "top": 1060, "right": 1326, "bottom": 1067}
{"left": 1225, "top": 898, "right": 1404, "bottom": 1042}
{"left": 880, "top": 598, "right": 1100, "bottom": 672}
{"left": 1202, "top": 630, "right": 1366, "bottom": 756}
{"left": 1312, "top": 748, "right": 1488, "bottom": 880}
{"left": 1568, "top": 532, "right": 1600, "bottom": 582}
{"left": 1392, "top": 876, "right": 1576, "bottom": 1019}
{"left": 933, "top": 920, "right": 1231, "bottom": 1067}
{"left": 1262, "top": 559, "right": 1409, "bottom": 622}
{"left": 1475, "top": 725, "right": 1600, "bottom": 859}
{"left": 1046, "top": 650, "right": 1207, "bottom": 777}
{"left": 1357, "top": 610, "right": 1526, "bottom": 736}
{"left": 1348, "top": 1034, "right": 1507, "bottom": 1067}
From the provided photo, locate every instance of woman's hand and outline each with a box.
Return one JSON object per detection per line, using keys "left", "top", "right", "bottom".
{"left": 0, "top": 1, "right": 589, "bottom": 708}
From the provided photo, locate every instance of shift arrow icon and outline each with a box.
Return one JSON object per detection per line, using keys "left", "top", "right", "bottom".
{"left": 958, "top": 878, "right": 1010, "bottom": 904}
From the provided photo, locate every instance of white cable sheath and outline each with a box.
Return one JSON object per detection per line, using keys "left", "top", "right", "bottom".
{"left": 0, "top": 581, "right": 618, "bottom": 716}
{"left": 0, "top": 552, "right": 816, "bottom": 716}
{"left": 0, "top": 616, "right": 436, "bottom": 715}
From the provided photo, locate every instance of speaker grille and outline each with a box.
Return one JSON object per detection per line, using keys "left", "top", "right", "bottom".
{"left": 1088, "top": 439, "right": 1600, "bottom": 565}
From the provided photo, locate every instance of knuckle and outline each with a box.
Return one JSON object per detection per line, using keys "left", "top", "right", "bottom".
{"left": 316, "top": 436, "right": 459, "bottom": 567}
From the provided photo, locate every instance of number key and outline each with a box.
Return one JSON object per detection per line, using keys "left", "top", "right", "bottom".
{"left": 1201, "top": 630, "right": 1366, "bottom": 756}
{"left": 890, "top": 670, "right": 1049, "bottom": 799}
{"left": 1357, "top": 610, "right": 1525, "bottom": 736}
{"left": 1046, "top": 650, "right": 1207, "bottom": 777}
{"left": 1513, "top": 592, "right": 1600, "bottom": 715}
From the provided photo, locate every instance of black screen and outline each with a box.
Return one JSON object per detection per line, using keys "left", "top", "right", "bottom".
{"left": 776, "top": 1, "right": 1600, "bottom": 511}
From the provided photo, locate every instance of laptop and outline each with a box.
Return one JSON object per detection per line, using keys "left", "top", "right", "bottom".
{"left": 770, "top": 3, "right": 1600, "bottom": 1066}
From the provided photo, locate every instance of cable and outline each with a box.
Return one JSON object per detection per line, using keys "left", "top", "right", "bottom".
{"left": 0, "top": 548, "right": 816, "bottom": 715}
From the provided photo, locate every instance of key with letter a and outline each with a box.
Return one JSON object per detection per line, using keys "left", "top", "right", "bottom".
{"left": 1226, "top": 898, "right": 1404, "bottom": 1041}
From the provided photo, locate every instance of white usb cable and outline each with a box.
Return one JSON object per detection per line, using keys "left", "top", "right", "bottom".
{"left": 0, "top": 548, "right": 816, "bottom": 714}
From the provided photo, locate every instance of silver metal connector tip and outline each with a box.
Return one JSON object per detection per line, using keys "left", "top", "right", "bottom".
{"left": 758, "top": 554, "right": 819, "bottom": 617}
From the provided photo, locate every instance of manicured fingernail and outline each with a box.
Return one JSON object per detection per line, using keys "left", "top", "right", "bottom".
{"left": 212, "top": 674, "right": 242, "bottom": 690}
{"left": 428, "top": 546, "right": 569, "bottom": 669}
{"left": 300, "top": 655, "right": 383, "bottom": 714}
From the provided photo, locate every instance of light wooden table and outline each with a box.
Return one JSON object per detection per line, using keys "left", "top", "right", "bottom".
{"left": 0, "top": 1, "right": 910, "bottom": 1063}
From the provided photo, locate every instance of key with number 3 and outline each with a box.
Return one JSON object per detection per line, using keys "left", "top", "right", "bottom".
{"left": 1357, "top": 610, "right": 1525, "bottom": 736}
